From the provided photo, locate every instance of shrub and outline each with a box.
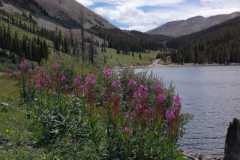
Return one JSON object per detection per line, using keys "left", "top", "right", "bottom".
{"left": 13, "top": 60, "right": 187, "bottom": 159}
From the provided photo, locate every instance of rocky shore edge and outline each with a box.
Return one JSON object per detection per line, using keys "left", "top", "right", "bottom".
{"left": 148, "top": 59, "right": 240, "bottom": 68}
{"left": 184, "top": 152, "right": 223, "bottom": 160}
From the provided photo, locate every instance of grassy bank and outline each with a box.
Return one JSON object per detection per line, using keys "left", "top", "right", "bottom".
{"left": 47, "top": 48, "right": 158, "bottom": 68}
{"left": 97, "top": 49, "right": 159, "bottom": 67}
{"left": 0, "top": 76, "right": 18, "bottom": 98}
{"left": 0, "top": 74, "right": 48, "bottom": 159}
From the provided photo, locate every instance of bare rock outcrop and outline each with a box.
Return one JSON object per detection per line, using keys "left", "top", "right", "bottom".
{"left": 224, "top": 118, "right": 240, "bottom": 160}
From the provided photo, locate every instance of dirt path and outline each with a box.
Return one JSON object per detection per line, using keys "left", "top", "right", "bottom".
{"left": 148, "top": 59, "right": 165, "bottom": 68}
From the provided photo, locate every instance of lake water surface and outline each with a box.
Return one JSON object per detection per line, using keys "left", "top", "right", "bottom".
{"left": 136, "top": 66, "right": 240, "bottom": 156}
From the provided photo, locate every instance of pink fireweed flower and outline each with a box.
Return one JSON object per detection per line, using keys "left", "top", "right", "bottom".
{"left": 60, "top": 74, "right": 67, "bottom": 82}
{"left": 135, "top": 104, "right": 150, "bottom": 114}
{"left": 81, "top": 74, "right": 97, "bottom": 102}
{"left": 35, "top": 71, "right": 51, "bottom": 90}
{"left": 174, "top": 95, "right": 181, "bottom": 107}
{"left": 165, "top": 109, "right": 176, "bottom": 123}
{"left": 135, "top": 104, "right": 145, "bottom": 114}
{"left": 103, "top": 66, "right": 112, "bottom": 79}
{"left": 85, "top": 74, "right": 97, "bottom": 86}
{"left": 73, "top": 75, "right": 81, "bottom": 87}
{"left": 111, "top": 80, "right": 121, "bottom": 90}
{"left": 19, "top": 59, "right": 30, "bottom": 73}
{"left": 52, "top": 63, "right": 60, "bottom": 71}
{"left": 153, "top": 81, "right": 163, "bottom": 94}
{"left": 35, "top": 79, "right": 42, "bottom": 90}
{"left": 173, "top": 95, "right": 182, "bottom": 116}
{"left": 133, "top": 84, "right": 149, "bottom": 102}
{"left": 128, "top": 79, "right": 137, "bottom": 88}
{"left": 134, "top": 104, "right": 153, "bottom": 121}
{"left": 123, "top": 126, "right": 131, "bottom": 135}
{"left": 156, "top": 94, "right": 166, "bottom": 104}
{"left": 144, "top": 106, "right": 154, "bottom": 118}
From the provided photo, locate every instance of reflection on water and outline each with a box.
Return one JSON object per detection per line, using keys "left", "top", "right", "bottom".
{"left": 136, "top": 66, "right": 240, "bottom": 156}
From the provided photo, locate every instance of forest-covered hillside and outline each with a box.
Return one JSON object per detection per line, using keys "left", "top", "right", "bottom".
{"left": 0, "top": 0, "right": 169, "bottom": 60}
{"left": 168, "top": 16, "right": 240, "bottom": 64}
{"left": 90, "top": 27, "right": 170, "bottom": 54}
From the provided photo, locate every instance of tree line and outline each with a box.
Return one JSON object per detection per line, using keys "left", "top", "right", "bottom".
{"left": 90, "top": 27, "right": 169, "bottom": 54}
{"left": 0, "top": 10, "right": 98, "bottom": 65}
{"left": 0, "top": 22, "right": 49, "bottom": 63}
{"left": 168, "top": 17, "right": 240, "bottom": 64}
{"left": 0, "top": 10, "right": 75, "bottom": 54}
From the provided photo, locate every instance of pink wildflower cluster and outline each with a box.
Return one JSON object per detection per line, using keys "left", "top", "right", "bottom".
{"left": 14, "top": 62, "right": 183, "bottom": 138}
{"left": 103, "top": 66, "right": 112, "bottom": 79}
{"left": 123, "top": 83, "right": 152, "bottom": 122}
{"left": 157, "top": 94, "right": 166, "bottom": 104}
{"left": 60, "top": 74, "right": 67, "bottom": 83}
{"left": 154, "top": 81, "right": 166, "bottom": 104}
{"left": 71, "top": 74, "right": 97, "bottom": 101}
{"left": 154, "top": 81, "right": 163, "bottom": 94}
{"left": 128, "top": 79, "right": 137, "bottom": 89}
{"left": 111, "top": 80, "right": 121, "bottom": 90}
{"left": 35, "top": 68, "right": 51, "bottom": 90}
{"left": 85, "top": 74, "right": 97, "bottom": 87}
{"left": 10, "top": 61, "right": 187, "bottom": 159}
{"left": 122, "top": 126, "right": 132, "bottom": 135}
{"left": 123, "top": 77, "right": 182, "bottom": 134}
{"left": 73, "top": 75, "right": 81, "bottom": 87}
{"left": 165, "top": 95, "right": 182, "bottom": 125}
{"left": 174, "top": 95, "right": 181, "bottom": 107}
{"left": 102, "top": 67, "right": 122, "bottom": 108}
{"left": 19, "top": 58, "right": 31, "bottom": 73}
{"left": 81, "top": 74, "right": 97, "bottom": 102}
{"left": 133, "top": 85, "right": 149, "bottom": 103}
{"left": 52, "top": 63, "right": 61, "bottom": 71}
{"left": 59, "top": 74, "right": 70, "bottom": 91}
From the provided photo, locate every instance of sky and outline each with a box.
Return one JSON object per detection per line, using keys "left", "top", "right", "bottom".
{"left": 75, "top": 0, "right": 240, "bottom": 32}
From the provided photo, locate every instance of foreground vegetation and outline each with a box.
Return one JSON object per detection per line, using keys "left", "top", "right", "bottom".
{"left": 0, "top": 59, "right": 187, "bottom": 159}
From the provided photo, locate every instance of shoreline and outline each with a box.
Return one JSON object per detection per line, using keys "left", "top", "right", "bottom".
{"left": 147, "top": 59, "right": 240, "bottom": 68}
{"left": 183, "top": 152, "right": 223, "bottom": 160}
{"left": 128, "top": 59, "right": 240, "bottom": 69}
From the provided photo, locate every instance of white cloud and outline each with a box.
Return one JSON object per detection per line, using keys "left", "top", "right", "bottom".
{"left": 76, "top": 0, "right": 240, "bottom": 32}
{"left": 75, "top": 0, "right": 94, "bottom": 6}
{"left": 81, "top": 0, "right": 184, "bottom": 7}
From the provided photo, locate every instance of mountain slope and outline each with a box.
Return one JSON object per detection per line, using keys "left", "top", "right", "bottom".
{"left": 167, "top": 16, "right": 240, "bottom": 64}
{"left": 91, "top": 27, "right": 171, "bottom": 53}
{"left": 0, "top": 0, "right": 169, "bottom": 56}
{"left": 2, "top": 0, "right": 114, "bottom": 29}
{"left": 0, "top": 0, "right": 116, "bottom": 52}
{"left": 148, "top": 12, "right": 240, "bottom": 37}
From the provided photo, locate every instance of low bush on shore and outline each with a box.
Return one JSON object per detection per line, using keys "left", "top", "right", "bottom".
{"left": 6, "top": 59, "right": 187, "bottom": 160}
